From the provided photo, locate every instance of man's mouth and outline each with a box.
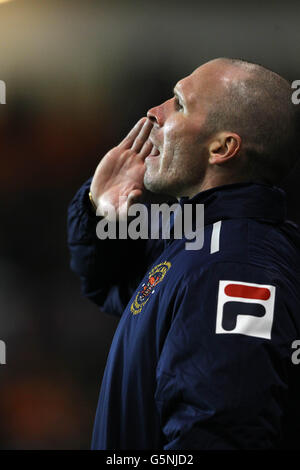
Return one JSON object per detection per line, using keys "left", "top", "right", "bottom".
{"left": 147, "top": 143, "right": 161, "bottom": 159}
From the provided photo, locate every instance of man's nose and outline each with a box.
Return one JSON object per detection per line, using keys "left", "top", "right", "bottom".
{"left": 147, "top": 104, "right": 162, "bottom": 126}
{"left": 147, "top": 99, "right": 171, "bottom": 127}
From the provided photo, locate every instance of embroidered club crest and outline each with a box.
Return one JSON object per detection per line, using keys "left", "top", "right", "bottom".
{"left": 130, "top": 261, "right": 172, "bottom": 315}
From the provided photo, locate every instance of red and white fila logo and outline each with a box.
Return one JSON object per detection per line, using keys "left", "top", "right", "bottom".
{"left": 216, "top": 280, "right": 276, "bottom": 339}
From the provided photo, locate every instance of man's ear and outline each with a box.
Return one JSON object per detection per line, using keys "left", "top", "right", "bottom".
{"left": 208, "top": 132, "right": 241, "bottom": 165}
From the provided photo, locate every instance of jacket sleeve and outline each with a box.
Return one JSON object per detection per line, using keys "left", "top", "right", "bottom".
{"left": 67, "top": 178, "right": 164, "bottom": 316}
{"left": 155, "top": 261, "right": 296, "bottom": 449}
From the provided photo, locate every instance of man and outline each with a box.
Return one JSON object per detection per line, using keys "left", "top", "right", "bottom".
{"left": 67, "top": 58, "right": 300, "bottom": 449}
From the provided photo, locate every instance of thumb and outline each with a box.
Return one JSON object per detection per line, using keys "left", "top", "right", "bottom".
{"left": 127, "top": 189, "right": 143, "bottom": 207}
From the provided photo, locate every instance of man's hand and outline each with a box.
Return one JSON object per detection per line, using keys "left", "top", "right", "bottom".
{"left": 90, "top": 117, "right": 154, "bottom": 220}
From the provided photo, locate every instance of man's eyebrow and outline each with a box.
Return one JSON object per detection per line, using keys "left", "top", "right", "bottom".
{"left": 172, "top": 86, "right": 185, "bottom": 102}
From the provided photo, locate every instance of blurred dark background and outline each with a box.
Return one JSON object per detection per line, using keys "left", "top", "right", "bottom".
{"left": 0, "top": 0, "right": 300, "bottom": 449}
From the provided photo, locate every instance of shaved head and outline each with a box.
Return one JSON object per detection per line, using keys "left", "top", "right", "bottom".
{"left": 203, "top": 58, "right": 300, "bottom": 185}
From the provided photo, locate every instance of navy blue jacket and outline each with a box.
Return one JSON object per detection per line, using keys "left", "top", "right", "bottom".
{"left": 67, "top": 179, "right": 300, "bottom": 450}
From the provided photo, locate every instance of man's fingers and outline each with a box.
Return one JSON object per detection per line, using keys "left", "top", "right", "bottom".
{"left": 119, "top": 117, "right": 147, "bottom": 149}
{"left": 127, "top": 189, "right": 143, "bottom": 206}
{"left": 139, "top": 139, "right": 153, "bottom": 160}
{"left": 132, "top": 119, "right": 153, "bottom": 153}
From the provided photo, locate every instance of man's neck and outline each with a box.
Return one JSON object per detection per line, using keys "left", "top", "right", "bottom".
{"left": 176, "top": 173, "right": 244, "bottom": 200}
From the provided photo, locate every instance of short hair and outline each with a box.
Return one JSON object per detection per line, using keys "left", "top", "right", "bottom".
{"left": 205, "top": 58, "right": 300, "bottom": 185}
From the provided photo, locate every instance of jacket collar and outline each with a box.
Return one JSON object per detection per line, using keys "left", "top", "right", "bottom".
{"left": 178, "top": 181, "right": 287, "bottom": 226}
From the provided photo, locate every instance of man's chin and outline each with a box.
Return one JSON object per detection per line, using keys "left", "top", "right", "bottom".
{"left": 144, "top": 179, "right": 161, "bottom": 194}
{"left": 144, "top": 173, "right": 166, "bottom": 194}
{"left": 144, "top": 174, "right": 180, "bottom": 198}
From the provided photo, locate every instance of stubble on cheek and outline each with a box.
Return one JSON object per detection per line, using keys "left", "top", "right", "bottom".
{"left": 160, "top": 123, "right": 180, "bottom": 171}
{"left": 144, "top": 121, "right": 199, "bottom": 194}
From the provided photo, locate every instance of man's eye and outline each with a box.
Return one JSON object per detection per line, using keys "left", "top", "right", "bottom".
{"left": 174, "top": 97, "right": 183, "bottom": 111}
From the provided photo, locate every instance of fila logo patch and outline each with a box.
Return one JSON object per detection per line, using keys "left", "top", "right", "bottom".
{"left": 216, "top": 280, "right": 276, "bottom": 339}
